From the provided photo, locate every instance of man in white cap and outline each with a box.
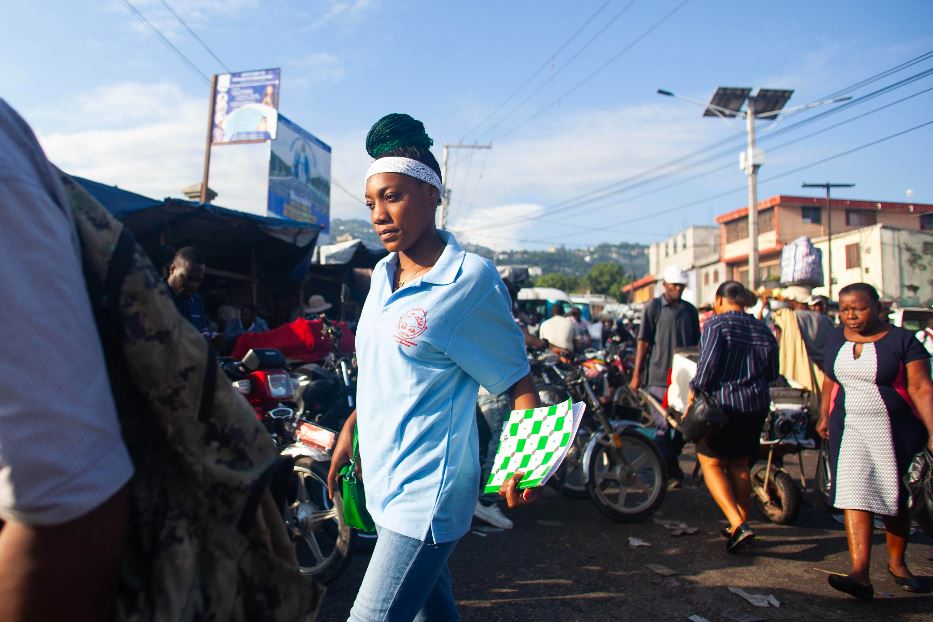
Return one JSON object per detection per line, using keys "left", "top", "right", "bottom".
{"left": 630, "top": 266, "right": 700, "bottom": 485}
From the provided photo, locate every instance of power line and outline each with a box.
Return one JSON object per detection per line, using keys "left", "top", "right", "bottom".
{"left": 477, "top": 0, "right": 639, "bottom": 140}
{"left": 463, "top": 61, "right": 933, "bottom": 233}
{"left": 460, "top": 0, "right": 613, "bottom": 142}
{"left": 332, "top": 176, "right": 366, "bottom": 206}
{"left": 540, "top": 117, "right": 933, "bottom": 240}
{"left": 493, "top": 0, "right": 693, "bottom": 141}
{"left": 157, "top": 0, "right": 232, "bottom": 72}
{"left": 120, "top": 0, "right": 211, "bottom": 85}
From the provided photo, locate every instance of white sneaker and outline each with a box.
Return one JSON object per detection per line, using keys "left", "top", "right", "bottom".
{"left": 473, "top": 500, "right": 513, "bottom": 529}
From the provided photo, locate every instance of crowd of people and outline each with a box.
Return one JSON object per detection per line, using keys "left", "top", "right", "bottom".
{"left": 1, "top": 97, "right": 932, "bottom": 622}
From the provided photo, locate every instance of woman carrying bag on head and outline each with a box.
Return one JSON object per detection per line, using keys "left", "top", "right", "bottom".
{"left": 815, "top": 283, "right": 933, "bottom": 600}
{"left": 326, "top": 114, "right": 539, "bottom": 622}
{"left": 687, "top": 281, "right": 779, "bottom": 553}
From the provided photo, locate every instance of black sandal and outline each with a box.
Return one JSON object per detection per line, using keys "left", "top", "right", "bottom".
{"left": 888, "top": 567, "right": 932, "bottom": 593}
{"left": 828, "top": 574, "right": 874, "bottom": 601}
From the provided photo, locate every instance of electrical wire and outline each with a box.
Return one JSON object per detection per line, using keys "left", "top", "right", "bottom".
{"left": 492, "top": 0, "right": 693, "bottom": 141}
{"left": 120, "top": 0, "right": 211, "bottom": 85}
{"left": 462, "top": 61, "right": 933, "bottom": 233}
{"left": 477, "top": 0, "right": 639, "bottom": 140}
{"left": 158, "top": 0, "right": 232, "bottom": 72}
{"left": 460, "top": 0, "right": 613, "bottom": 142}
{"left": 539, "top": 118, "right": 933, "bottom": 240}
{"left": 331, "top": 176, "right": 366, "bottom": 206}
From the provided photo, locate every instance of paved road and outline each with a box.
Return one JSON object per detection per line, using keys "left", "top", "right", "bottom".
{"left": 318, "top": 447, "right": 933, "bottom": 621}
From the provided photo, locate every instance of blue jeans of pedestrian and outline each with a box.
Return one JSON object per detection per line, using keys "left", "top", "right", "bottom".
{"left": 476, "top": 387, "right": 510, "bottom": 503}
{"left": 648, "top": 385, "right": 685, "bottom": 479}
{"left": 348, "top": 526, "right": 460, "bottom": 622}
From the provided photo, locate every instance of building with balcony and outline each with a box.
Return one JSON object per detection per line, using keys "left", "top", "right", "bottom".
{"left": 715, "top": 194, "right": 933, "bottom": 286}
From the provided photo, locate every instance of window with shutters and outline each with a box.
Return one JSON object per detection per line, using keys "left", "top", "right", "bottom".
{"left": 921, "top": 213, "right": 932, "bottom": 230}
{"left": 845, "top": 243, "right": 861, "bottom": 269}
{"left": 845, "top": 210, "right": 876, "bottom": 227}
{"left": 759, "top": 208, "right": 775, "bottom": 233}
{"left": 801, "top": 205, "right": 821, "bottom": 224}
{"left": 725, "top": 219, "right": 748, "bottom": 243}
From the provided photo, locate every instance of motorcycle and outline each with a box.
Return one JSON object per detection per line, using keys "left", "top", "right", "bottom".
{"left": 750, "top": 387, "right": 814, "bottom": 525}
{"left": 533, "top": 347, "right": 668, "bottom": 522}
{"left": 220, "top": 346, "right": 353, "bottom": 584}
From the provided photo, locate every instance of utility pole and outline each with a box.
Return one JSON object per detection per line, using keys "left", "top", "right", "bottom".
{"left": 200, "top": 74, "right": 218, "bottom": 204}
{"left": 745, "top": 97, "right": 760, "bottom": 290}
{"left": 439, "top": 142, "right": 491, "bottom": 230}
{"left": 802, "top": 182, "right": 855, "bottom": 299}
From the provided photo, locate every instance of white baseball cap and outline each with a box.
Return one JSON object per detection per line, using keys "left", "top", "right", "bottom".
{"left": 662, "top": 266, "right": 688, "bottom": 285}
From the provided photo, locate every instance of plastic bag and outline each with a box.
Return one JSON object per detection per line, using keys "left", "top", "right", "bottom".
{"left": 904, "top": 448, "right": 933, "bottom": 537}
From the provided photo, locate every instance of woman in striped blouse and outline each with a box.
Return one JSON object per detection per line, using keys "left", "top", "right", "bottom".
{"left": 688, "top": 280, "right": 779, "bottom": 553}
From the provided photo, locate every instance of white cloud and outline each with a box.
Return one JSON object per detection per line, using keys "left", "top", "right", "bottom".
{"left": 114, "top": 0, "right": 261, "bottom": 38}
{"left": 38, "top": 81, "right": 205, "bottom": 200}
{"left": 286, "top": 52, "right": 346, "bottom": 90}
{"left": 321, "top": 0, "right": 378, "bottom": 23}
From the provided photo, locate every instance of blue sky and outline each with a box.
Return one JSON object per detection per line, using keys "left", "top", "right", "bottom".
{"left": 2, "top": 0, "right": 931, "bottom": 249}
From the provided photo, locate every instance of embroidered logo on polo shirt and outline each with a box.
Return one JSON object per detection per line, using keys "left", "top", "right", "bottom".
{"left": 395, "top": 307, "right": 428, "bottom": 347}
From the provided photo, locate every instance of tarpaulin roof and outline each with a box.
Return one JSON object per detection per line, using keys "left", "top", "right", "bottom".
{"left": 73, "top": 176, "right": 320, "bottom": 281}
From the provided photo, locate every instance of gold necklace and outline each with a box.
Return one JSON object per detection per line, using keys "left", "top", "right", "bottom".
{"left": 395, "top": 244, "right": 445, "bottom": 290}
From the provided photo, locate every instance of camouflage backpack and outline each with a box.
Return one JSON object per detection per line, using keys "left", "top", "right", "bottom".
{"left": 59, "top": 173, "right": 323, "bottom": 622}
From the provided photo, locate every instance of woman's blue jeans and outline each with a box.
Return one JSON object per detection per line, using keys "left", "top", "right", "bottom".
{"left": 348, "top": 526, "right": 460, "bottom": 622}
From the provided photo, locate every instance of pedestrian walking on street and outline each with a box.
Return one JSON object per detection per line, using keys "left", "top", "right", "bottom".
{"left": 327, "top": 113, "right": 539, "bottom": 622}
{"left": 816, "top": 282, "right": 933, "bottom": 600}
{"left": 630, "top": 265, "right": 701, "bottom": 485}
{"left": 688, "top": 281, "right": 778, "bottom": 553}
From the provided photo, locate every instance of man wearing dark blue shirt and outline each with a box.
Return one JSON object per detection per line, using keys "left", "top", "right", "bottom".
{"left": 165, "top": 247, "right": 207, "bottom": 333}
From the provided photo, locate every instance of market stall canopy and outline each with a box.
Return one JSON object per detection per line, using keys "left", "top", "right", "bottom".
{"left": 312, "top": 238, "right": 386, "bottom": 267}
{"left": 74, "top": 176, "right": 320, "bottom": 281}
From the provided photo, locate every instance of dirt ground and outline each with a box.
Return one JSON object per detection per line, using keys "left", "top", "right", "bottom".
{"left": 318, "top": 446, "right": 933, "bottom": 622}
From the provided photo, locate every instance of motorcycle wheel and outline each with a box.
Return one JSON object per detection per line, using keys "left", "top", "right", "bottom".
{"left": 751, "top": 466, "right": 800, "bottom": 525}
{"left": 585, "top": 427, "right": 667, "bottom": 522}
{"left": 285, "top": 457, "right": 354, "bottom": 584}
{"left": 551, "top": 421, "right": 593, "bottom": 499}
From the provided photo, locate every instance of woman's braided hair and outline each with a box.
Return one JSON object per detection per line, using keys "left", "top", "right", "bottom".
{"left": 365, "top": 113, "right": 442, "bottom": 182}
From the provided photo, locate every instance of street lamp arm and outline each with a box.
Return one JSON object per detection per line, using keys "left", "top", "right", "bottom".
{"left": 657, "top": 88, "right": 736, "bottom": 126}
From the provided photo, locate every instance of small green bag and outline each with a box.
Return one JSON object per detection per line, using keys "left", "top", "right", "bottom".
{"left": 338, "top": 428, "right": 376, "bottom": 532}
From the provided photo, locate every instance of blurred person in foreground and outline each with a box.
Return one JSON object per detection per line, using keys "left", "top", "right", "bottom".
{"left": 816, "top": 283, "right": 933, "bottom": 600}
{"left": 630, "top": 266, "right": 700, "bottom": 484}
{"left": 0, "top": 98, "right": 133, "bottom": 622}
{"left": 688, "top": 281, "right": 778, "bottom": 553}
{"left": 327, "top": 113, "right": 538, "bottom": 621}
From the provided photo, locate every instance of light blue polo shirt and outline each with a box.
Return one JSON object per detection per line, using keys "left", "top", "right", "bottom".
{"left": 355, "top": 230, "right": 530, "bottom": 543}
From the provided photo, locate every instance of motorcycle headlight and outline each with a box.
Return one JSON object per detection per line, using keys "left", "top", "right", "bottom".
{"left": 266, "top": 372, "right": 293, "bottom": 399}
{"left": 232, "top": 379, "right": 251, "bottom": 394}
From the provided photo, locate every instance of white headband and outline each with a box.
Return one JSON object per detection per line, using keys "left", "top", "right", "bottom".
{"left": 365, "top": 156, "right": 443, "bottom": 193}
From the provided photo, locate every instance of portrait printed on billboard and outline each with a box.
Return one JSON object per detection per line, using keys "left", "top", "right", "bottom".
{"left": 211, "top": 68, "right": 280, "bottom": 144}
{"left": 268, "top": 114, "right": 331, "bottom": 231}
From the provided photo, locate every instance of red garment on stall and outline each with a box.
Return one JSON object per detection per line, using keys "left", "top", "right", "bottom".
{"left": 231, "top": 318, "right": 355, "bottom": 362}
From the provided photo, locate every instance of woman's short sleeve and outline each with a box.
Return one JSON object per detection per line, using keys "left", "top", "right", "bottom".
{"left": 901, "top": 326, "right": 931, "bottom": 364}
{"left": 445, "top": 283, "right": 530, "bottom": 396}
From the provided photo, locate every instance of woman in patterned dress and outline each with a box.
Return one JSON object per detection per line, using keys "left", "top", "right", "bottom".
{"left": 816, "top": 283, "right": 933, "bottom": 600}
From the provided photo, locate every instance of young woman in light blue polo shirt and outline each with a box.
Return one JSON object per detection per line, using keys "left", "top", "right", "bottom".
{"left": 327, "top": 114, "right": 539, "bottom": 621}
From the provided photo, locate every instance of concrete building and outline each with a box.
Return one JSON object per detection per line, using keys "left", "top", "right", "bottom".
{"left": 812, "top": 224, "right": 933, "bottom": 306}
{"left": 715, "top": 194, "right": 933, "bottom": 286}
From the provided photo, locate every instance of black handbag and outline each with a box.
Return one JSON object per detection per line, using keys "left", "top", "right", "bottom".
{"left": 904, "top": 448, "right": 933, "bottom": 537}
{"left": 680, "top": 390, "right": 727, "bottom": 443}
{"left": 813, "top": 441, "right": 837, "bottom": 512}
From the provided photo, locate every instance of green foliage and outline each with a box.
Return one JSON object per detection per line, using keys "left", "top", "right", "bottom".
{"left": 533, "top": 273, "right": 581, "bottom": 292}
{"left": 583, "top": 262, "right": 630, "bottom": 296}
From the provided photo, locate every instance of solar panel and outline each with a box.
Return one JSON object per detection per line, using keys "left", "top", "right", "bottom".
{"left": 752, "top": 89, "right": 794, "bottom": 117}
{"left": 704, "top": 87, "right": 752, "bottom": 117}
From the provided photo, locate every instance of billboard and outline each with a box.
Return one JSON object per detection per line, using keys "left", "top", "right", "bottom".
{"left": 211, "top": 68, "right": 280, "bottom": 144}
{"left": 268, "top": 114, "right": 331, "bottom": 232}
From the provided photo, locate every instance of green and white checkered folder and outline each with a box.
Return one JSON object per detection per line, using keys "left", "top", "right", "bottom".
{"left": 483, "top": 398, "right": 586, "bottom": 494}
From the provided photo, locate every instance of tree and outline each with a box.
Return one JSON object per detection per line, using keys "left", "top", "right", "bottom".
{"left": 584, "top": 262, "right": 628, "bottom": 296}
{"left": 533, "top": 273, "right": 581, "bottom": 293}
